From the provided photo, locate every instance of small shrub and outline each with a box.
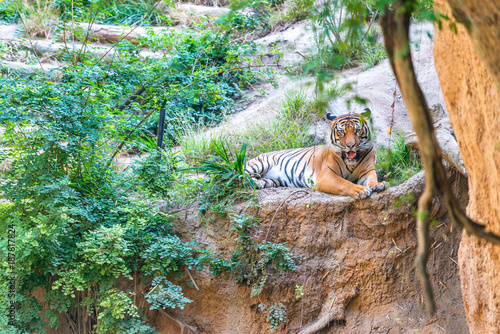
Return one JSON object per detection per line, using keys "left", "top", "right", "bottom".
{"left": 186, "top": 143, "right": 256, "bottom": 214}
{"left": 279, "top": 88, "right": 314, "bottom": 121}
{"left": 259, "top": 302, "right": 288, "bottom": 332}
{"left": 360, "top": 28, "right": 386, "bottom": 70}
{"left": 134, "top": 149, "right": 180, "bottom": 199}
{"left": 376, "top": 133, "right": 423, "bottom": 185}
{"left": 192, "top": 142, "right": 256, "bottom": 190}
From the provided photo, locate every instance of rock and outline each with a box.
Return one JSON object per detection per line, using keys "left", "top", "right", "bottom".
{"left": 153, "top": 169, "right": 469, "bottom": 333}
{"left": 433, "top": 1, "right": 500, "bottom": 333}
{"left": 172, "top": 3, "right": 230, "bottom": 17}
{"left": 63, "top": 23, "right": 177, "bottom": 45}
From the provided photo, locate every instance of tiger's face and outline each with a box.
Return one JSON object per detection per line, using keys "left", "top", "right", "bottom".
{"left": 326, "top": 109, "right": 372, "bottom": 163}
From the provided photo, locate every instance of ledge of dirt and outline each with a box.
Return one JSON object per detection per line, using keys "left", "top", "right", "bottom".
{"left": 151, "top": 169, "right": 469, "bottom": 333}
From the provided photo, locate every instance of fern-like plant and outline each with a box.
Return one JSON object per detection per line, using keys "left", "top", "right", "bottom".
{"left": 193, "top": 142, "right": 256, "bottom": 191}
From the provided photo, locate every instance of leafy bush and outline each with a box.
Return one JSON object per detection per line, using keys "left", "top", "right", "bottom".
{"left": 259, "top": 302, "right": 287, "bottom": 332}
{"left": 228, "top": 214, "right": 296, "bottom": 331}
{"left": 361, "top": 39, "right": 386, "bottom": 70}
{"left": 134, "top": 149, "right": 180, "bottom": 199}
{"left": 0, "top": 19, "right": 278, "bottom": 332}
{"left": 229, "top": 214, "right": 297, "bottom": 295}
{"left": 376, "top": 132, "right": 423, "bottom": 185}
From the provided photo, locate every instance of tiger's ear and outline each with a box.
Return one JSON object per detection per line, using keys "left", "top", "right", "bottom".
{"left": 326, "top": 113, "right": 337, "bottom": 123}
{"left": 361, "top": 108, "right": 371, "bottom": 119}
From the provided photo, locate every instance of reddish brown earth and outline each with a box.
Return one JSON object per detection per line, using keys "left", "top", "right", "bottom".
{"left": 433, "top": 1, "right": 500, "bottom": 333}
{"left": 147, "top": 169, "right": 469, "bottom": 333}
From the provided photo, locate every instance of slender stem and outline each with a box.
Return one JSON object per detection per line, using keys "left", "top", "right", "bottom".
{"left": 16, "top": 9, "right": 46, "bottom": 75}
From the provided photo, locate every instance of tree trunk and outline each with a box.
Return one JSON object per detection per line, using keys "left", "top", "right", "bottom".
{"left": 433, "top": 0, "right": 500, "bottom": 332}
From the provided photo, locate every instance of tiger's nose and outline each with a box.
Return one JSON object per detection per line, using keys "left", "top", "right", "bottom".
{"left": 346, "top": 142, "right": 356, "bottom": 149}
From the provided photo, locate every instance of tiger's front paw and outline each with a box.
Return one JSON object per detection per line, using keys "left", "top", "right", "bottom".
{"left": 348, "top": 184, "right": 372, "bottom": 199}
{"left": 369, "top": 181, "right": 390, "bottom": 193}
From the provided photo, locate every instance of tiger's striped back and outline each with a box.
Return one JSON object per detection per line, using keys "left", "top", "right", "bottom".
{"left": 245, "top": 146, "right": 321, "bottom": 189}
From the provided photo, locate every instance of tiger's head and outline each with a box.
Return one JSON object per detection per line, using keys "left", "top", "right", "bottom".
{"left": 326, "top": 109, "right": 372, "bottom": 163}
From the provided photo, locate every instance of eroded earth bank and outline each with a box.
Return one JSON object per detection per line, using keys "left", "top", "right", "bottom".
{"left": 147, "top": 168, "right": 469, "bottom": 334}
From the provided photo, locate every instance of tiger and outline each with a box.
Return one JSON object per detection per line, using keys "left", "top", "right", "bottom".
{"left": 245, "top": 109, "right": 389, "bottom": 199}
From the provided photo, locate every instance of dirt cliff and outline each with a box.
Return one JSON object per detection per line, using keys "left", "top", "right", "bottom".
{"left": 433, "top": 1, "right": 500, "bottom": 332}
{"left": 151, "top": 169, "right": 469, "bottom": 333}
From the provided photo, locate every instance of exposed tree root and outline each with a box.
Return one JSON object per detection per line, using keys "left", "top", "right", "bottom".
{"left": 380, "top": 0, "right": 500, "bottom": 315}
{"left": 298, "top": 287, "right": 357, "bottom": 334}
{"left": 157, "top": 308, "right": 198, "bottom": 334}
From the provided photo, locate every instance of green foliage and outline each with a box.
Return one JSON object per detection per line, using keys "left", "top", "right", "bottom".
{"left": 145, "top": 276, "right": 192, "bottom": 310}
{"left": 271, "top": 0, "right": 314, "bottom": 26}
{"left": 394, "top": 193, "right": 415, "bottom": 209}
{"left": 179, "top": 129, "right": 233, "bottom": 165}
{"left": 229, "top": 214, "right": 297, "bottom": 296}
{"left": 295, "top": 284, "right": 304, "bottom": 299}
{"left": 134, "top": 149, "right": 180, "bottom": 199}
{"left": 92, "top": 0, "right": 170, "bottom": 26}
{"left": 376, "top": 133, "right": 423, "bottom": 185}
{"left": 258, "top": 302, "right": 287, "bottom": 332}
{"left": 133, "top": 26, "right": 263, "bottom": 142}
{"left": 308, "top": 0, "right": 382, "bottom": 70}
{"left": 5, "top": 0, "right": 170, "bottom": 26}
{"left": 279, "top": 88, "right": 315, "bottom": 121}
{"left": 193, "top": 143, "right": 256, "bottom": 190}
{"left": 360, "top": 28, "right": 387, "bottom": 70}
{"left": 0, "top": 17, "right": 276, "bottom": 331}
{"left": 0, "top": 0, "right": 20, "bottom": 23}
{"left": 188, "top": 142, "right": 257, "bottom": 215}
{"left": 249, "top": 242, "right": 297, "bottom": 297}
{"left": 227, "top": 213, "right": 295, "bottom": 331}
{"left": 220, "top": 0, "right": 273, "bottom": 33}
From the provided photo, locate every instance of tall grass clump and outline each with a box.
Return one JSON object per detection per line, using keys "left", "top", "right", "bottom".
{"left": 241, "top": 88, "right": 321, "bottom": 157}
{"left": 376, "top": 133, "right": 423, "bottom": 185}
{"left": 178, "top": 85, "right": 346, "bottom": 166}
